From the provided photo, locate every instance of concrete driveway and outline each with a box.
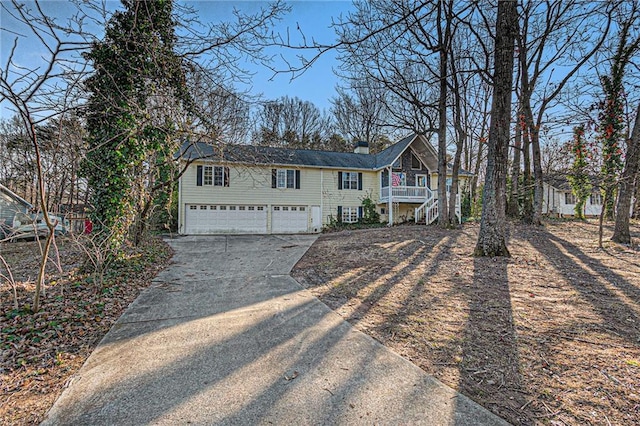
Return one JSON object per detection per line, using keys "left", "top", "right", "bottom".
{"left": 43, "top": 235, "right": 508, "bottom": 425}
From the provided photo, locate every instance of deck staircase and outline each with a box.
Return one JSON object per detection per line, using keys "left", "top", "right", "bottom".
{"left": 415, "top": 191, "right": 461, "bottom": 225}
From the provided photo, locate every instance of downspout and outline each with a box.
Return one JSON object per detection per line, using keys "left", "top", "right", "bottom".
{"left": 320, "top": 169, "right": 324, "bottom": 226}
{"left": 388, "top": 166, "right": 393, "bottom": 225}
{"left": 178, "top": 163, "right": 183, "bottom": 234}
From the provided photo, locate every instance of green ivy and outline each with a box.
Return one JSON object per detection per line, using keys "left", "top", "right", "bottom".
{"left": 568, "top": 125, "right": 591, "bottom": 220}
{"left": 81, "top": 0, "right": 193, "bottom": 249}
{"left": 360, "top": 196, "right": 381, "bottom": 224}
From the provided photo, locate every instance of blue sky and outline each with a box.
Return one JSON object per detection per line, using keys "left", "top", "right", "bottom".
{"left": 191, "top": 1, "right": 353, "bottom": 111}
{"left": 0, "top": 0, "right": 353, "bottom": 119}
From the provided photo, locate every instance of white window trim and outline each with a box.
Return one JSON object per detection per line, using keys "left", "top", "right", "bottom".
{"left": 342, "top": 172, "right": 359, "bottom": 190}
{"left": 276, "top": 168, "right": 297, "bottom": 189}
{"left": 342, "top": 206, "right": 359, "bottom": 223}
{"left": 203, "top": 166, "right": 213, "bottom": 186}
{"left": 203, "top": 165, "right": 227, "bottom": 187}
{"left": 565, "top": 192, "right": 577, "bottom": 205}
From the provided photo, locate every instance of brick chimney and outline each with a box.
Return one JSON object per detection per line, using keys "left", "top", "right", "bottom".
{"left": 353, "top": 140, "right": 369, "bottom": 154}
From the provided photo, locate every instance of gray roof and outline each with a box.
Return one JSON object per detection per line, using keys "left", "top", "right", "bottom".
{"left": 177, "top": 134, "right": 416, "bottom": 171}
{"left": 543, "top": 172, "right": 601, "bottom": 192}
{"left": 0, "top": 183, "right": 32, "bottom": 208}
{"left": 176, "top": 134, "right": 473, "bottom": 176}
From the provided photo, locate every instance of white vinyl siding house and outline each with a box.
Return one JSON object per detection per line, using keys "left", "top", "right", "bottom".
{"left": 176, "top": 134, "right": 471, "bottom": 234}
{"left": 541, "top": 175, "right": 621, "bottom": 218}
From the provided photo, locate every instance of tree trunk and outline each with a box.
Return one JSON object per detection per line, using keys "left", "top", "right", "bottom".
{"left": 474, "top": 0, "right": 517, "bottom": 258}
{"left": 612, "top": 103, "right": 640, "bottom": 243}
{"left": 530, "top": 114, "right": 544, "bottom": 226}
{"left": 507, "top": 106, "right": 522, "bottom": 218}
{"left": 634, "top": 180, "right": 640, "bottom": 219}
{"left": 436, "top": 1, "right": 450, "bottom": 227}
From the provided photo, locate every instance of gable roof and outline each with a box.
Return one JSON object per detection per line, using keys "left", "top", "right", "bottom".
{"left": 543, "top": 172, "right": 601, "bottom": 192}
{"left": 177, "top": 133, "right": 473, "bottom": 175}
{"left": 0, "top": 183, "right": 32, "bottom": 209}
{"left": 178, "top": 134, "right": 417, "bottom": 171}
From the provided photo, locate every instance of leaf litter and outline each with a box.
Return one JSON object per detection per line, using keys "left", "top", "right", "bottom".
{"left": 292, "top": 220, "right": 640, "bottom": 425}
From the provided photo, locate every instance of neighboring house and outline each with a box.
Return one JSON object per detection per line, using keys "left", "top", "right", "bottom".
{"left": 176, "top": 134, "right": 472, "bottom": 235}
{"left": 542, "top": 173, "right": 603, "bottom": 217}
{"left": 0, "top": 183, "right": 32, "bottom": 231}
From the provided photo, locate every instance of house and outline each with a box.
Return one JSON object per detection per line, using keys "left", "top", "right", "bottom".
{"left": 542, "top": 173, "right": 603, "bottom": 217}
{"left": 176, "top": 134, "right": 472, "bottom": 235}
{"left": 0, "top": 183, "right": 32, "bottom": 232}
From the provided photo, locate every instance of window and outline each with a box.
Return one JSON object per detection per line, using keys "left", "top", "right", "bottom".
{"left": 220, "top": 205, "right": 227, "bottom": 210}
{"left": 565, "top": 193, "right": 577, "bottom": 205}
{"left": 197, "top": 165, "right": 229, "bottom": 187}
{"left": 590, "top": 193, "right": 602, "bottom": 205}
{"left": 272, "top": 169, "right": 300, "bottom": 189}
{"left": 416, "top": 175, "right": 428, "bottom": 188}
{"left": 339, "top": 171, "right": 362, "bottom": 190}
{"left": 189, "top": 205, "right": 197, "bottom": 210}
{"left": 411, "top": 153, "right": 422, "bottom": 170}
{"left": 214, "top": 167, "right": 224, "bottom": 186}
{"left": 257, "top": 206, "right": 264, "bottom": 211}
{"left": 229, "top": 206, "right": 236, "bottom": 211}
{"left": 248, "top": 206, "right": 255, "bottom": 211}
{"left": 340, "top": 206, "right": 360, "bottom": 223}
{"left": 200, "top": 205, "right": 207, "bottom": 210}
{"left": 239, "top": 206, "right": 246, "bottom": 211}
{"left": 203, "top": 167, "right": 213, "bottom": 185}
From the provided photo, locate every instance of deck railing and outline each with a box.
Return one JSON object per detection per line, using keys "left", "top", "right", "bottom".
{"left": 380, "top": 186, "right": 431, "bottom": 201}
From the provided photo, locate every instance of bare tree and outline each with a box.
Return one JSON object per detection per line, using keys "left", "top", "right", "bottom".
{"left": 335, "top": 0, "right": 482, "bottom": 227}
{"left": 253, "top": 96, "right": 332, "bottom": 149}
{"left": 612, "top": 103, "right": 640, "bottom": 243}
{"left": 330, "top": 82, "right": 391, "bottom": 152}
{"left": 0, "top": 0, "right": 93, "bottom": 311}
{"left": 515, "top": 0, "right": 613, "bottom": 225}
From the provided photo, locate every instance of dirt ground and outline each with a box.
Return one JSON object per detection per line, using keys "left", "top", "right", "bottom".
{"left": 292, "top": 220, "right": 640, "bottom": 426}
{"left": 0, "top": 237, "right": 172, "bottom": 425}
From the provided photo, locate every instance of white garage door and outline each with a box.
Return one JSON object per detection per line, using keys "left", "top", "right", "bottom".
{"left": 185, "top": 204, "right": 267, "bottom": 234}
{"left": 272, "top": 205, "right": 308, "bottom": 234}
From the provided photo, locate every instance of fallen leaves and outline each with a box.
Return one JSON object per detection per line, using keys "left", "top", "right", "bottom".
{"left": 0, "top": 236, "right": 172, "bottom": 425}
{"left": 292, "top": 220, "right": 640, "bottom": 425}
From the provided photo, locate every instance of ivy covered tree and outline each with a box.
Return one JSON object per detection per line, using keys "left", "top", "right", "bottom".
{"left": 82, "top": 0, "right": 193, "bottom": 248}
{"left": 597, "top": 2, "right": 640, "bottom": 221}
{"left": 567, "top": 125, "right": 591, "bottom": 220}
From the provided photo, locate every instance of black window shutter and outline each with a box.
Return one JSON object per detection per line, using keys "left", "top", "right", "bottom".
{"left": 338, "top": 172, "right": 343, "bottom": 190}
{"left": 358, "top": 206, "right": 364, "bottom": 220}
{"left": 337, "top": 206, "right": 342, "bottom": 222}
{"left": 295, "top": 170, "right": 301, "bottom": 189}
{"left": 272, "top": 169, "right": 277, "bottom": 188}
{"left": 224, "top": 167, "right": 230, "bottom": 187}
{"left": 196, "top": 165, "right": 203, "bottom": 186}
{"left": 358, "top": 172, "right": 363, "bottom": 190}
